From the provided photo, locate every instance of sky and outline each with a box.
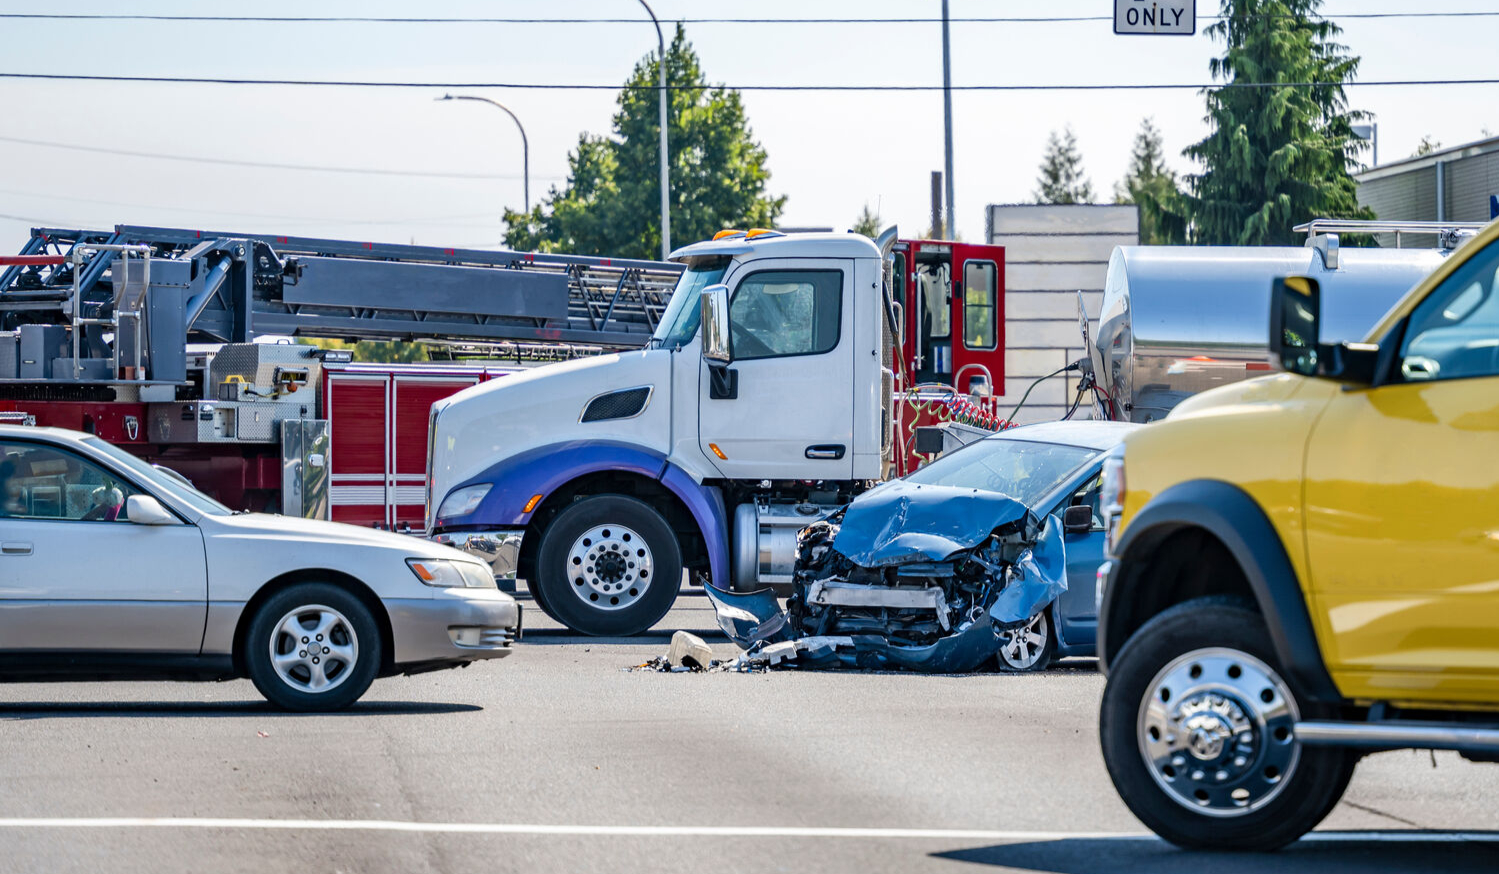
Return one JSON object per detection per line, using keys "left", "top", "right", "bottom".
{"left": 0, "top": 0, "right": 1495, "bottom": 255}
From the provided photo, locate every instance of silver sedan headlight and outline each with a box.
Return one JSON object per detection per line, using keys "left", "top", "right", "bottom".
{"left": 407, "top": 558, "right": 497, "bottom": 589}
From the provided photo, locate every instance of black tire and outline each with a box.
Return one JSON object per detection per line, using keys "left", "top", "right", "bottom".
{"left": 523, "top": 571, "right": 560, "bottom": 623}
{"left": 533, "top": 495, "right": 682, "bottom": 636}
{"left": 244, "top": 583, "right": 382, "bottom": 712}
{"left": 996, "top": 608, "right": 1056, "bottom": 672}
{"left": 1099, "top": 597, "right": 1357, "bottom": 851}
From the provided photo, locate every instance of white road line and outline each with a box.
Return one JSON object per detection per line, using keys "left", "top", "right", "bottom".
{"left": 0, "top": 819, "right": 1492, "bottom": 842}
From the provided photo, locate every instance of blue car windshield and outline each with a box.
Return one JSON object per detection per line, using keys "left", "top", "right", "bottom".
{"left": 901, "top": 438, "right": 1099, "bottom": 507}
{"left": 652, "top": 255, "right": 732, "bottom": 348}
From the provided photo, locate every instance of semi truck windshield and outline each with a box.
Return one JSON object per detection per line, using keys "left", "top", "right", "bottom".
{"left": 653, "top": 256, "right": 731, "bottom": 348}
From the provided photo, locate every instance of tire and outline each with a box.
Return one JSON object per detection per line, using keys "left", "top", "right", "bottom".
{"left": 996, "top": 609, "right": 1056, "bottom": 672}
{"left": 1099, "top": 597, "right": 1356, "bottom": 851}
{"left": 244, "top": 583, "right": 382, "bottom": 712}
{"left": 533, "top": 495, "right": 683, "bottom": 636}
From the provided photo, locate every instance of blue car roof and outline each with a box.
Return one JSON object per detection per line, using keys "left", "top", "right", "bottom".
{"left": 983, "top": 420, "right": 1142, "bottom": 451}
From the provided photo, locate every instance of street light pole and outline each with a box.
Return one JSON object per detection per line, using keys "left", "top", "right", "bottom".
{"left": 638, "top": 0, "right": 670, "bottom": 259}
{"left": 437, "top": 94, "right": 531, "bottom": 211}
{"left": 941, "top": 0, "right": 956, "bottom": 240}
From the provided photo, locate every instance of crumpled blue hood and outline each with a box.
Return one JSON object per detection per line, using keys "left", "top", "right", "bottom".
{"left": 831, "top": 481, "right": 1032, "bottom": 567}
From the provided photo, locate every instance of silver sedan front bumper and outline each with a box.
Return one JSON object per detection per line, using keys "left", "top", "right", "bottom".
{"left": 385, "top": 587, "right": 522, "bottom": 668}
{"left": 431, "top": 530, "right": 524, "bottom": 586}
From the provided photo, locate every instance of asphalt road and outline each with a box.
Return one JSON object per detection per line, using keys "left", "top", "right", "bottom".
{"left": 0, "top": 584, "right": 1495, "bottom": 873}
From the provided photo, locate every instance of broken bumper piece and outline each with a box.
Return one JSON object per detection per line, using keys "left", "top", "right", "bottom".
{"left": 705, "top": 483, "right": 1067, "bottom": 673}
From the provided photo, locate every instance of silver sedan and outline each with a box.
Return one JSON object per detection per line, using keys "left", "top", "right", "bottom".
{"left": 0, "top": 425, "right": 519, "bottom": 711}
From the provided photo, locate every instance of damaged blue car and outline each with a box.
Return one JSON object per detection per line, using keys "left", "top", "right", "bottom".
{"left": 705, "top": 421, "right": 1139, "bottom": 673}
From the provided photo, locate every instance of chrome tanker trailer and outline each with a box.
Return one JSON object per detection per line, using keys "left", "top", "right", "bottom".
{"left": 1090, "top": 219, "right": 1487, "bottom": 422}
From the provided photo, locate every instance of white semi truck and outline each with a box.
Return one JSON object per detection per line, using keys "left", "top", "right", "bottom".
{"left": 427, "top": 229, "right": 905, "bottom": 635}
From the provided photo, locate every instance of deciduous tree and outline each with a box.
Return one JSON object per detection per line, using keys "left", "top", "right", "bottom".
{"left": 504, "top": 25, "right": 785, "bottom": 259}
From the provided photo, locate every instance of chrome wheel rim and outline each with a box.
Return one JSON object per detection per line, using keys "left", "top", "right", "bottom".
{"left": 1137, "top": 647, "right": 1301, "bottom": 817}
{"left": 566, "top": 524, "right": 653, "bottom": 611}
{"left": 998, "top": 612, "right": 1048, "bottom": 670}
{"left": 269, "top": 604, "right": 359, "bottom": 694}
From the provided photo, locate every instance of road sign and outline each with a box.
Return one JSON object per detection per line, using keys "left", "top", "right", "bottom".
{"left": 1114, "top": 1, "right": 1196, "bottom": 35}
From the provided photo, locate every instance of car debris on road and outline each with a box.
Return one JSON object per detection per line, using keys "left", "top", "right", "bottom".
{"left": 703, "top": 481, "right": 1068, "bottom": 673}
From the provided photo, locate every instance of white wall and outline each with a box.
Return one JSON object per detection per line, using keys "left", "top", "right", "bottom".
{"left": 987, "top": 204, "right": 1139, "bottom": 423}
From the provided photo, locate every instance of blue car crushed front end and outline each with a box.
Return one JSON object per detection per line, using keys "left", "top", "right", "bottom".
{"left": 705, "top": 481, "right": 1067, "bottom": 672}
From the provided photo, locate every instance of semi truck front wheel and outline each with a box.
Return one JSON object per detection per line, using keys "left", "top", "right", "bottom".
{"left": 533, "top": 494, "right": 682, "bottom": 636}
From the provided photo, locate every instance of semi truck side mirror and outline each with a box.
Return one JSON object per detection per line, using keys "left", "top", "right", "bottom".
{"left": 1269, "top": 275, "right": 1379, "bottom": 384}
{"left": 1269, "top": 276, "right": 1321, "bottom": 376}
{"left": 700, "top": 284, "right": 732, "bottom": 366}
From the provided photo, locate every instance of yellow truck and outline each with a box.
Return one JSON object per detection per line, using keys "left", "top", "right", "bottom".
{"left": 1095, "top": 218, "right": 1499, "bottom": 850}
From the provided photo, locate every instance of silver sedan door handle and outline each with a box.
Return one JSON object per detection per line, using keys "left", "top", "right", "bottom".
{"left": 1, "top": 542, "right": 32, "bottom": 556}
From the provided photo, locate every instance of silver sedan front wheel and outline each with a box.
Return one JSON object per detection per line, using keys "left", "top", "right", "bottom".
{"left": 269, "top": 604, "right": 360, "bottom": 693}
{"left": 246, "top": 583, "right": 381, "bottom": 712}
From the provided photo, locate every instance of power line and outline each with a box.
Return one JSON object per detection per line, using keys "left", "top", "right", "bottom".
{"left": 0, "top": 187, "right": 505, "bottom": 227}
{"left": 1, "top": 12, "right": 1496, "bottom": 23}
{"left": 0, "top": 134, "right": 558, "bottom": 181}
{"left": 1, "top": 72, "right": 1495, "bottom": 92}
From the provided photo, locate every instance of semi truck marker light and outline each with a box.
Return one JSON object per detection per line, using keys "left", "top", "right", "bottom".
{"left": 523, "top": 494, "right": 543, "bottom": 513}
{"left": 709, "top": 443, "right": 727, "bottom": 460}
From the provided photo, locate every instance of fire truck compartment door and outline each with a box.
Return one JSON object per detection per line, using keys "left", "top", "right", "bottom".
{"left": 698, "top": 258, "right": 856, "bottom": 480}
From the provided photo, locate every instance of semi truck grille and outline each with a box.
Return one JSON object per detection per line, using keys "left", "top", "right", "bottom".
{"left": 580, "top": 386, "right": 651, "bottom": 422}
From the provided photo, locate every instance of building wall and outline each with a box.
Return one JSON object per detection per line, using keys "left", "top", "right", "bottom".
{"left": 1356, "top": 138, "right": 1499, "bottom": 247}
{"left": 986, "top": 204, "right": 1139, "bottom": 423}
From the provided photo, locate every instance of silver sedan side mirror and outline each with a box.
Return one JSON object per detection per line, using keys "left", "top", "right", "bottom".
{"left": 700, "top": 284, "right": 731, "bottom": 365}
{"left": 126, "top": 494, "right": 179, "bottom": 525}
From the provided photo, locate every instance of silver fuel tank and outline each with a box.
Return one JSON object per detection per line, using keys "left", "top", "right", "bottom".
{"left": 1094, "top": 244, "right": 1448, "bottom": 422}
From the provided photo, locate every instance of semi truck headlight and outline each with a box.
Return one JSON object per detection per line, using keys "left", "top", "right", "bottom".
{"left": 408, "top": 558, "right": 496, "bottom": 589}
{"left": 437, "top": 484, "right": 492, "bottom": 519}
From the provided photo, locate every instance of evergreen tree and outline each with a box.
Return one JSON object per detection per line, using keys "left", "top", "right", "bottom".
{"left": 1034, "top": 127, "right": 1095, "bottom": 205}
{"left": 1184, "top": 0, "right": 1372, "bottom": 245}
{"left": 1115, "top": 118, "right": 1187, "bottom": 245}
{"left": 852, "top": 203, "right": 882, "bottom": 237}
{"left": 504, "top": 25, "right": 785, "bottom": 259}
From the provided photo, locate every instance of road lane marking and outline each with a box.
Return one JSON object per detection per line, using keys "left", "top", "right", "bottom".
{"left": 0, "top": 819, "right": 1493, "bottom": 841}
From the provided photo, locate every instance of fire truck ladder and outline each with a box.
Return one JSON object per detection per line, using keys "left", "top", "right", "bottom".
{"left": 0, "top": 225, "right": 685, "bottom": 355}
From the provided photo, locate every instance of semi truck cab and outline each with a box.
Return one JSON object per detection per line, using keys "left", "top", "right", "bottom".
{"left": 427, "top": 230, "right": 893, "bottom": 635}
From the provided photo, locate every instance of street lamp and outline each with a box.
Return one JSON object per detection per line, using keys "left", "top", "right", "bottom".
{"left": 637, "top": 0, "right": 670, "bottom": 259}
{"left": 437, "top": 94, "right": 531, "bottom": 212}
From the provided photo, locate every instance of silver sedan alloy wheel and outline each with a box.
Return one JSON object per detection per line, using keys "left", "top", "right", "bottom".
{"left": 1136, "top": 646, "right": 1301, "bottom": 817}
{"left": 998, "top": 611, "right": 1049, "bottom": 670}
{"left": 566, "top": 523, "right": 654, "bottom": 612}
{"left": 269, "top": 604, "right": 360, "bottom": 694}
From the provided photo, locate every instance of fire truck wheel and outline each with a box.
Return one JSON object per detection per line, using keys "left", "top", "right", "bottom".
{"left": 244, "top": 583, "right": 381, "bottom": 712}
{"left": 534, "top": 495, "right": 682, "bottom": 636}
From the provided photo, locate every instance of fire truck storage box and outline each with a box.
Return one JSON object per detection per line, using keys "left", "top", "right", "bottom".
{"left": 18, "top": 325, "right": 68, "bottom": 379}
{"left": 0, "top": 333, "right": 16, "bottom": 379}
{"left": 50, "top": 358, "right": 112, "bottom": 381}
{"left": 208, "top": 343, "right": 323, "bottom": 400}
{"left": 148, "top": 401, "right": 303, "bottom": 443}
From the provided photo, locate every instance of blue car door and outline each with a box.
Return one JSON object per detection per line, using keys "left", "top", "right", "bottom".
{"left": 1056, "top": 471, "right": 1106, "bottom": 648}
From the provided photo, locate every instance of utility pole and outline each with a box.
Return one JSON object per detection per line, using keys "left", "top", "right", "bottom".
{"left": 930, "top": 171, "right": 943, "bottom": 238}
{"left": 941, "top": 0, "right": 956, "bottom": 240}
{"left": 638, "top": 1, "right": 671, "bottom": 259}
